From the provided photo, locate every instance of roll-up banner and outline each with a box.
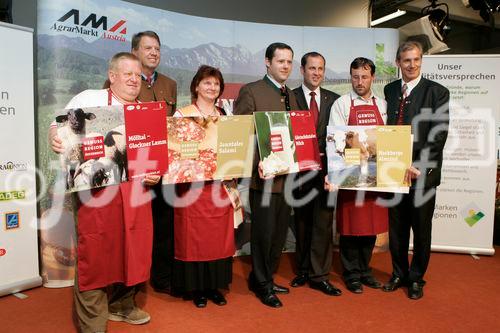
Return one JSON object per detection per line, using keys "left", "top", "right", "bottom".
{"left": 418, "top": 55, "right": 500, "bottom": 255}
{"left": 0, "top": 22, "right": 42, "bottom": 297}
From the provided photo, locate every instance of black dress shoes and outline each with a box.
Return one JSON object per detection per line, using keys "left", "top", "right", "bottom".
{"left": 382, "top": 276, "right": 405, "bottom": 292}
{"left": 309, "top": 280, "right": 342, "bottom": 296}
{"left": 345, "top": 280, "right": 363, "bottom": 294}
{"left": 272, "top": 283, "right": 290, "bottom": 294}
{"left": 408, "top": 282, "right": 424, "bottom": 300}
{"left": 206, "top": 289, "right": 227, "bottom": 306}
{"left": 290, "top": 274, "right": 309, "bottom": 287}
{"left": 361, "top": 276, "right": 382, "bottom": 289}
{"left": 259, "top": 292, "right": 283, "bottom": 308}
{"left": 193, "top": 291, "right": 207, "bottom": 308}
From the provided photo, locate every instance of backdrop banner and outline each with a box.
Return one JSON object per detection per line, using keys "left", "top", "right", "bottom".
{"left": 417, "top": 55, "right": 500, "bottom": 255}
{"left": 36, "top": 0, "right": 399, "bottom": 284}
{"left": 0, "top": 22, "right": 41, "bottom": 297}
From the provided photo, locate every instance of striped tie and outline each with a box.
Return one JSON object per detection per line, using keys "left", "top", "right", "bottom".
{"left": 309, "top": 91, "right": 319, "bottom": 126}
{"left": 396, "top": 83, "right": 408, "bottom": 125}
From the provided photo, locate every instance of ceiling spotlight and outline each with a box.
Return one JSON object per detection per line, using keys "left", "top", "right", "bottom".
{"left": 467, "top": 0, "right": 500, "bottom": 24}
{"left": 422, "top": 0, "right": 451, "bottom": 41}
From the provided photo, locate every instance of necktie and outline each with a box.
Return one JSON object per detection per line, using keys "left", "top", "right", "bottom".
{"left": 146, "top": 75, "right": 153, "bottom": 87}
{"left": 396, "top": 83, "right": 408, "bottom": 125}
{"left": 309, "top": 91, "right": 319, "bottom": 126}
{"left": 280, "top": 86, "right": 291, "bottom": 111}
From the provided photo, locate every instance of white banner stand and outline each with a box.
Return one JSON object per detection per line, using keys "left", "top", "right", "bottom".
{"left": 0, "top": 22, "right": 42, "bottom": 296}
{"left": 410, "top": 55, "right": 500, "bottom": 256}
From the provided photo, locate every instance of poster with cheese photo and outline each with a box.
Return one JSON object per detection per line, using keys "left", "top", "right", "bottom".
{"left": 254, "top": 111, "right": 321, "bottom": 177}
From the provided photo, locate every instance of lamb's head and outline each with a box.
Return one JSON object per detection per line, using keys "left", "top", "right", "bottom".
{"left": 56, "top": 108, "right": 96, "bottom": 133}
{"left": 91, "top": 161, "right": 111, "bottom": 187}
{"left": 91, "top": 157, "right": 122, "bottom": 187}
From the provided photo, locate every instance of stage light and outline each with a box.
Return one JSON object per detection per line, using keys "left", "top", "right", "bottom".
{"left": 466, "top": 0, "right": 500, "bottom": 24}
{"left": 371, "top": 9, "right": 407, "bottom": 26}
{"left": 422, "top": 0, "right": 451, "bottom": 41}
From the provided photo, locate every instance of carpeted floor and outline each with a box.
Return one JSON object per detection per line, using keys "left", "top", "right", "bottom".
{"left": 0, "top": 249, "right": 499, "bottom": 333}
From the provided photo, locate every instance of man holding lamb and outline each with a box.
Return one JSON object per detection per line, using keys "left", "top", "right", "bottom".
{"left": 49, "top": 52, "right": 158, "bottom": 333}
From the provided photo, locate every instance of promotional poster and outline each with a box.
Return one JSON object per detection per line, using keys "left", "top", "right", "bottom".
{"left": 421, "top": 55, "right": 500, "bottom": 254}
{"left": 254, "top": 111, "right": 321, "bottom": 177}
{"left": 55, "top": 102, "right": 168, "bottom": 192}
{"left": 326, "top": 125, "right": 411, "bottom": 193}
{"left": 124, "top": 101, "right": 169, "bottom": 180}
{"left": 163, "top": 115, "right": 254, "bottom": 183}
{"left": 0, "top": 22, "right": 41, "bottom": 296}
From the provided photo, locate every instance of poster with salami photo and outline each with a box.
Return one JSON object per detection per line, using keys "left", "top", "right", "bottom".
{"left": 326, "top": 125, "right": 412, "bottom": 193}
{"left": 254, "top": 111, "right": 321, "bottom": 177}
{"left": 163, "top": 115, "right": 254, "bottom": 183}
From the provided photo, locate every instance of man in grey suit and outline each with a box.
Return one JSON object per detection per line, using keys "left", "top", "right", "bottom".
{"left": 382, "top": 41, "right": 449, "bottom": 300}
{"left": 233, "top": 42, "right": 299, "bottom": 308}
{"left": 290, "top": 52, "right": 342, "bottom": 296}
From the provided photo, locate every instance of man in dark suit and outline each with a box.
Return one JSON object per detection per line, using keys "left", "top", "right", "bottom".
{"left": 382, "top": 41, "right": 449, "bottom": 300}
{"left": 233, "top": 42, "right": 299, "bottom": 308}
{"left": 290, "top": 52, "right": 342, "bottom": 296}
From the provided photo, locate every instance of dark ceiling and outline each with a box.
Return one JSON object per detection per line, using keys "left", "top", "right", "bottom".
{"left": 372, "top": 0, "right": 414, "bottom": 21}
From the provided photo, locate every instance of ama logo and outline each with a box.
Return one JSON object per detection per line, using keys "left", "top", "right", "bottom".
{"left": 51, "top": 9, "right": 127, "bottom": 42}
{"left": 460, "top": 203, "right": 485, "bottom": 227}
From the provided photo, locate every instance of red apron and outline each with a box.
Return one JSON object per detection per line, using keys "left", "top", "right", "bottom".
{"left": 76, "top": 90, "right": 152, "bottom": 291}
{"left": 337, "top": 97, "right": 388, "bottom": 236}
{"left": 174, "top": 182, "right": 235, "bottom": 262}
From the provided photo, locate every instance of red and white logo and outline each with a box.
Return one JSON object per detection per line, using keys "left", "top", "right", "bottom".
{"left": 0, "top": 248, "right": 6, "bottom": 257}
{"left": 270, "top": 134, "right": 284, "bottom": 152}
{"left": 51, "top": 9, "right": 128, "bottom": 42}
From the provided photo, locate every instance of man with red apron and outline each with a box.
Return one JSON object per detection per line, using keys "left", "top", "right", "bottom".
{"left": 49, "top": 52, "right": 159, "bottom": 333}
{"left": 103, "top": 32, "right": 178, "bottom": 295}
{"left": 328, "top": 57, "right": 388, "bottom": 294}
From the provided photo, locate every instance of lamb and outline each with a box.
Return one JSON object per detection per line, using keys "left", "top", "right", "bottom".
{"left": 103, "top": 125, "right": 128, "bottom": 181}
{"left": 73, "top": 157, "right": 122, "bottom": 189}
{"left": 55, "top": 108, "right": 96, "bottom": 189}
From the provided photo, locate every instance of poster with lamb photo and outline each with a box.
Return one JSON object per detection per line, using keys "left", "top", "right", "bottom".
{"left": 55, "top": 102, "right": 168, "bottom": 192}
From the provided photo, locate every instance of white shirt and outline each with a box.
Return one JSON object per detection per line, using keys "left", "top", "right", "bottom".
{"left": 402, "top": 75, "right": 422, "bottom": 96}
{"left": 50, "top": 89, "right": 123, "bottom": 129}
{"left": 266, "top": 74, "right": 285, "bottom": 90}
{"left": 65, "top": 89, "right": 123, "bottom": 109}
{"left": 301, "top": 84, "right": 321, "bottom": 111}
{"left": 328, "top": 90, "right": 387, "bottom": 126}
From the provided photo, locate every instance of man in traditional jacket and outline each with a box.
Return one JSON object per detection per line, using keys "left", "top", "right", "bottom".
{"left": 233, "top": 42, "right": 299, "bottom": 308}
{"left": 382, "top": 41, "right": 449, "bottom": 300}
